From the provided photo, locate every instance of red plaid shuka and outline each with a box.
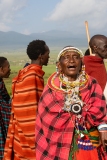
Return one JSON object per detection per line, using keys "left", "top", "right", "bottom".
{"left": 35, "top": 73, "right": 107, "bottom": 160}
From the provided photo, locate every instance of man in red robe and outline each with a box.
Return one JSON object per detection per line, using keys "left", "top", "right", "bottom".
{"left": 83, "top": 34, "right": 107, "bottom": 152}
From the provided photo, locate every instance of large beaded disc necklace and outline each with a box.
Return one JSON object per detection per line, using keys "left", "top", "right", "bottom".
{"left": 49, "top": 67, "right": 88, "bottom": 115}
{"left": 60, "top": 72, "right": 85, "bottom": 114}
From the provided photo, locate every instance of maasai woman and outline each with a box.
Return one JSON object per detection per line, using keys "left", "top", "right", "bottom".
{"left": 36, "top": 46, "right": 107, "bottom": 160}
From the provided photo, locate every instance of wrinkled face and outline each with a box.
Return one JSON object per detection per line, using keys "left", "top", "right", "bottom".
{"left": 59, "top": 51, "right": 81, "bottom": 81}
{"left": 0, "top": 60, "right": 11, "bottom": 78}
{"left": 41, "top": 45, "right": 50, "bottom": 66}
{"left": 95, "top": 38, "right": 107, "bottom": 59}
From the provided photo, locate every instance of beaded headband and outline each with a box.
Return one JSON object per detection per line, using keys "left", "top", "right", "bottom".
{"left": 57, "top": 46, "right": 84, "bottom": 61}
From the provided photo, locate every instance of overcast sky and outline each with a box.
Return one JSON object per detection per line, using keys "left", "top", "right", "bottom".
{"left": 0, "top": 0, "right": 107, "bottom": 36}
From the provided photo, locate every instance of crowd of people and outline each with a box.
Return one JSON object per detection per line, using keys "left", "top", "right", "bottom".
{"left": 0, "top": 35, "right": 107, "bottom": 160}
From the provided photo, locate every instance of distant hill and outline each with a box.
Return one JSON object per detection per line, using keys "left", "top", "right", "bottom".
{"left": 0, "top": 30, "right": 88, "bottom": 51}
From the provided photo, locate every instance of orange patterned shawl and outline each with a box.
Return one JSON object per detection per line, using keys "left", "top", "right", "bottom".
{"left": 3, "top": 64, "right": 44, "bottom": 160}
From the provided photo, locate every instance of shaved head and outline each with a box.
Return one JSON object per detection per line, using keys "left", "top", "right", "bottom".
{"left": 89, "top": 35, "right": 107, "bottom": 48}
{"left": 89, "top": 34, "right": 107, "bottom": 58}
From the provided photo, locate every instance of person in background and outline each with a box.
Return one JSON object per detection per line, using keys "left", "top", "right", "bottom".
{"left": 83, "top": 34, "right": 107, "bottom": 152}
{"left": 23, "top": 62, "right": 30, "bottom": 68}
{"left": 84, "top": 48, "right": 90, "bottom": 56}
{"left": 83, "top": 35, "right": 107, "bottom": 100}
{"left": 3, "top": 40, "right": 50, "bottom": 160}
{"left": 36, "top": 46, "right": 107, "bottom": 160}
{"left": 0, "top": 57, "right": 11, "bottom": 159}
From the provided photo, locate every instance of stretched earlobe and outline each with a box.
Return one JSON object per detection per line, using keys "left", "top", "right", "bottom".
{"left": 0, "top": 67, "right": 3, "bottom": 72}
{"left": 93, "top": 45, "right": 98, "bottom": 52}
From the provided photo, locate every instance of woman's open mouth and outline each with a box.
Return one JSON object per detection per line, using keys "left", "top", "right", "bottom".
{"left": 67, "top": 65, "right": 76, "bottom": 70}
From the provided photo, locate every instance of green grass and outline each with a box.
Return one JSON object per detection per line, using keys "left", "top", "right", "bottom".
{"left": 43, "top": 64, "right": 56, "bottom": 84}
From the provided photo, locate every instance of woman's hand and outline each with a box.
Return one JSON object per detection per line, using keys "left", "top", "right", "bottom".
{"left": 99, "top": 131, "right": 107, "bottom": 152}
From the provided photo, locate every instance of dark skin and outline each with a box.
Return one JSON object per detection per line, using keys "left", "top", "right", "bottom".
{"left": 59, "top": 51, "right": 81, "bottom": 81}
{"left": 89, "top": 35, "right": 107, "bottom": 59}
{"left": 31, "top": 45, "right": 50, "bottom": 66}
{"left": 100, "top": 131, "right": 107, "bottom": 152}
{"left": 41, "top": 45, "right": 50, "bottom": 66}
{"left": 0, "top": 60, "right": 11, "bottom": 78}
{"left": 89, "top": 35, "right": 107, "bottom": 152}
